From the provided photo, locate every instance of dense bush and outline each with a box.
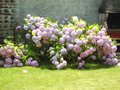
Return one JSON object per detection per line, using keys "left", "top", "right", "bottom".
{"left": 22, "top": 15, "right": 118, "bottom": 69}
{"left": 0, "top": 14, "right": 118, "bottom": 69}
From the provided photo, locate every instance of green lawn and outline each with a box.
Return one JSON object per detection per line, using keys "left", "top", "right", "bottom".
{"left": 0, "top": 64, "right": 120, "bottom": 90}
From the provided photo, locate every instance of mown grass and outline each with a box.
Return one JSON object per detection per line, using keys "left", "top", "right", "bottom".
{"left": 0, "top": 64, "right": 120, "bottom": 90}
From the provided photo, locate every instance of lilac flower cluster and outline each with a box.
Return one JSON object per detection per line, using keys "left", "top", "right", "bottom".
{"left": 80, "top": 48, "right": 96, "bottom": 58}
{"left": 49, "top": 47, "right": 67, "bottom": 69}
{"left": 0, "top": 44, "right": 24, "bottom": 68}
{"left": 24, "top": 14, "right": 61, "bottom": 47}
{"left": 86, "top": 26, "right": 118, "bottom": 65}
{"left": 3, "top": 57, "right": 23, "bottom": 68}
{"left": 26, "top": 57, "right": 39, "bottom": 67}
{"left": 78, "top": 61, "right": 85, "bottom": 69}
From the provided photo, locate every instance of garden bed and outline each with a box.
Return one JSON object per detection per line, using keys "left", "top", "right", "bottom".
{"left": 0, "top": 15, "right": 119, "bottom": 69}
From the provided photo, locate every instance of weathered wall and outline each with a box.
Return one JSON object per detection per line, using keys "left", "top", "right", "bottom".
{"left": 16, "top": 0, "right": 103, "bottom": 24}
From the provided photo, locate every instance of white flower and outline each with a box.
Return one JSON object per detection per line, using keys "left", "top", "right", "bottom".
{"left": 26, "top": 14, "right": 31, "bottom": 19}
{"left": 75, "top": 39, "right": 82, "bottom": 45}
{"left": 76, "top": 29, "right": 82, "bottom": 36}
{"left": 51, "top": 34, "right": 56, "bottom": 41}
{"left": 0, "top": 60, "right": 4, "bottom": 66}
{"left": 25, "top": 33, "right": 31, "bottom": 39}
{"left": 71, "top": 31, "right": 77, "bottom": 37}
{"left": 60, "top": 57, "right": 64, "bottom": 61}
{"left": 77, "top": 57, "right": 81, "bottom": 60}
{"left": 52, "top": 56, "right": 57, "bottom": 61}
{"left": 91, "top": 55, "right": 96, "bottom": 60}
{"left": 56, "top": 64, "right": 62, "bottom": 70}
{"left": 40, "top": 51, "right": 44, "bottom": 55}
{"left": 50, "top": 51, "right": 55, "bottom": 56}
{"left": 49, "top": 47, "right": 53, "bottom": 51}
{"left": 102, "top": 56, "right": 106, "bottom": 60}
{"left": 72, "top": 16, "right": 79, "bottom": 22}
{"left": 59, "top": 38, "right": 65, "bottom": 44}
{"left": 55, "top": 53, "right": 59, "bottom": 58}
{"left": 62, "top": 20, "right": 65, "bottom": 24}
{"left": 62, "top": 60, "right": 67, "bottom": 66}
{"left": 54, "top": 61, "right": 59, "bottom": 66}
{"left": 97, "top": 39, "right": 104, "bottom": 46}
{"left": 24, "top": 26, "right": 28, "bottom": 30}
{"left": 60, "top": 48, "right": 67, "bottom": 54}
{"left": 101, "top": 28, "right": 106, "bottom": 32}
{"left": 67, "top": 43, "right": 74, "bottom": 50}
{"left": 22, "top": 69, "right": 28, "bottom": 73}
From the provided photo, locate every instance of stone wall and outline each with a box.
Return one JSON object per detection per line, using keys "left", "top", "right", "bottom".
{"left": 16, "top": 0, "right": 103, "bottom": 24}
{"left": 0, "top": 0, "right": 16, "bottom": 37}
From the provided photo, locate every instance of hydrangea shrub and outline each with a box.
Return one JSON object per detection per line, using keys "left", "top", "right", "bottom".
{"left": 19, "top": 14, "right": 118, "bottom": 69}
{"left": 0, "top": 40, "right": 24, "bottom": 67}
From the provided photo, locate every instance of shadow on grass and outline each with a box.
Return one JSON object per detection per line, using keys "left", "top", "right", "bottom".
{"left": 84, "top": 63, "right": 114, "bottom": 70}
{"left": 36, "top": 62, "right": 115, "bottom": 70}
{"left": 37, "top": 64, "right": 57, "bottom": 70}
